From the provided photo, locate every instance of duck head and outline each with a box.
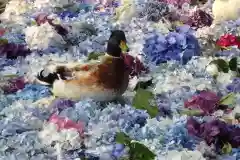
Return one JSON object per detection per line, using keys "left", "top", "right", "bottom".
{"left": 108, "top": 30, "right": 129, "bottom": 54}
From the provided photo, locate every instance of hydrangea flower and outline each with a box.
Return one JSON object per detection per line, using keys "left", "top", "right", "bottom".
{"left": 1, "top": 77, "right": 26, "bottom": 94}
{"left": 58, "top": 11, "right": 79, "bottom": 19}
{"left": 187, "top": 9, "right": 213, "bottom": 30}
{"left": 48, "top": 113, "right": 85, "bottom": 135}
{"left": 184, "top": 91, "right": 220, "bottom": 115}
{"left": 8, "top": 84, "right": 51, "bottom": 101}
{"left": 35, "top": 13, "right": 68, "bottom": 36}
{"left": 111, "top": 143, "right": 126, "bottom": 158}
{"left": 155, "top": 94, "right": 172, "bottom": 118}
{"left": 25, "top": 22, "right": 66, "bottom": 50}
{"left": 215, "top": 48, "right": 240, "bottom": 57}
{"left": 139, "top": 1, "right": 169, "bottom": 22}
{"left": 186, "top": 117, "right": 240, "bottom": 148}
{"left": 164, "top": 117, "right": 198, "bottom": 150}
{"left": 161, "top": 0, "right": 191, "bottom": 8}
{"left": 0, "top": 43, "right": 31, "bottom": 59}
{"left": 49, "top": 98, "right": 75, "bottom": 113}
{"left": 143, "top": 26, "right": 201, "bottom": 65}
{"left": 226, "top": 78, "right": 240, "bottom": 93}
{"left": 122, "top": 54, "right": 148, "bottom": 77}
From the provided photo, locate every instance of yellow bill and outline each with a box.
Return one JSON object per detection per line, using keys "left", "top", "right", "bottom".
{"left": 119, "top": 41, "right": 129, "bottom": 53}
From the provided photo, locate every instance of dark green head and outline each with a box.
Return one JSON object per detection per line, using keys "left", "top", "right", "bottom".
{"left": 107, "top": 30, "right": 129, "bottom": 57}
{"left": 109, "top": 30, "right": 127, "bottom": 42}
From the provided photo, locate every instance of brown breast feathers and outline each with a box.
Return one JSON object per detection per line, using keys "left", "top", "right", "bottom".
{"left": 94, "top": 56, "right": 127, "bottom": 90}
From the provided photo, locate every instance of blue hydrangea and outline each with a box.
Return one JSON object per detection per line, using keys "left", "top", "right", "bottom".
{"left": 163, "top": 117, "right": 199, "bottom": 151}
{"left": 143, "top": 25, "right": 201, "bottom": 65}
{"left": 58, "top": 11, "right": 79, "bottom": 19}
{"left": 216, "top": 48, "right": 240, "bottom": 57}
{"left": 111, "top": 143, "right": 125, "bottom": 158}
{"left": 7, "top": 84, "right": 51, "bottom": 101}
{"left": 226, "top": 78, "right": 240, "bottom": 93}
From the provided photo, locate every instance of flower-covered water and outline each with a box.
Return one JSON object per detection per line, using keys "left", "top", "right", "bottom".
{"left": 0, "top": 0, "right": 239, "bottom": 159}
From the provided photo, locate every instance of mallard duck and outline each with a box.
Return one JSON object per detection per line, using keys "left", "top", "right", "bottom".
{"left": 36, "top": 30, "right": 130, "bottom": 101}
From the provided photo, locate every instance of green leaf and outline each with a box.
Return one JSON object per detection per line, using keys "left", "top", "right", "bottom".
{"left": 116, "top": 132, "right": 156, "bottom": 160}
{"left": 0, "top": 38, "right": 8, "bottom": 45}
{"left": 229, "top": 57, "right": 238, "bottom": 71}
{"left": 221, "top": 142, "right": 232, "bottom": 154}
{"left": 235, "top": 113, "right": 240, "bottom": 119}
{"left": 179, "top": 109, "right": 203, "bottom": 116}
{"left": 219, "top": 93, "right": 236, "bottom": 107}
{"left": 132, "top": 88, "right": 158, "bottom": 118}
{"left": 87, "top": 52, "right": 104, "bottom": 61}
{"left": 130, "top": 141, "right": 156, "bottom": 160}
{"left": 116, "top": 132, "right": 131, "bottom": 145}
{"left": 2, "top": 74, "right": 17, "bottom": 78}
{"left": 211, "top": 59, "right": 229, "bottom": 73}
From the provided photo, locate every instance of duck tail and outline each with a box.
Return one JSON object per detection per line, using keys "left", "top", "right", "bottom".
{"left": 36, "top": 70, "right": 59, "bottom": 86}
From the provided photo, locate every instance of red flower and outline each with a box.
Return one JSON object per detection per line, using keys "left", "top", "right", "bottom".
{"left": 0, "top": 28, "right": 6, "bottom": 36}
{"left": 216, "top": 34, "right": 240, "bottom": 48}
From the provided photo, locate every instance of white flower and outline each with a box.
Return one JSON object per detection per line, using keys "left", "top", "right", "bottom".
{"left": 25, "top": 22, "right": 66, "bottom": 50}
{"left": 34, "top": 0, "right": 74, "bottom": 9}
{"left": 212, "top": 0, "right": 240, "bottom": 24}
{"left": 128, "top": 76, "right": 138, "bottom": 90}
{"left": 0, "top": 0, "right": 32, "bottom": 23}
{"left": 39, "top": 123, "right": 82, "bottom": 150}
{"left": 216, "top": 72, "right": 232, "bottom": 84}
{"left": 206, "top": 63, "right": 219, "bottom": 77}
{"left": 166, "top": 150, "right": 205, "bottom": 160}
{"left": 4, "top": 0, "right": 31, "bottom": 15}
{"left": 152, "top": 20, "right": 170, "bottom": 35}
{"left": 114, "top": 0, "right": 137, "bottom": 24}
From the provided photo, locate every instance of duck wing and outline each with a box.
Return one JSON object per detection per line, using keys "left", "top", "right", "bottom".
{"left": 36, "top": 60, "right": 101, "bottom": 85}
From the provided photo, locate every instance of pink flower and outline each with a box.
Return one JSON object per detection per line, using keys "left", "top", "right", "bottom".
{"left": 49, "top": 113, "right": 84, "bottom": 135}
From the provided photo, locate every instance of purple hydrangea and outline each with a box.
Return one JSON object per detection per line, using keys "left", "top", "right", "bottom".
{"left": 49, "top": 98, "right": 75, "bottom": 113}
{"left": 186, "top": 117, "right": 240, "bottom": 148}
{"left": 0, "top": 43, "right": 31, "bottom": 59}
{"left": 2, "top": 77, "right": 26, "bottom": 94}
{"left": 184, "top": 91, "right": 220, "bottom": 115}
{"left": 187, "top": 9, "right": 213, "bottom": 29}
